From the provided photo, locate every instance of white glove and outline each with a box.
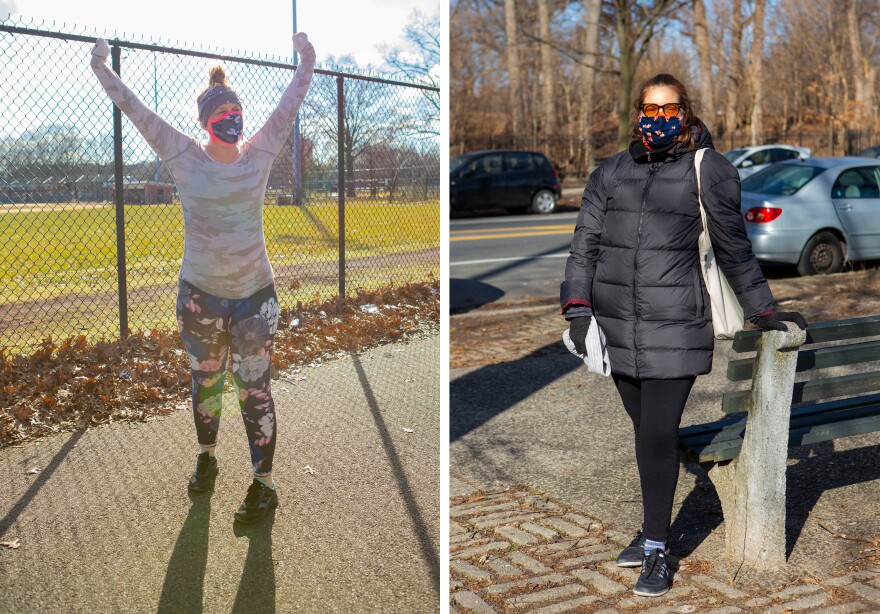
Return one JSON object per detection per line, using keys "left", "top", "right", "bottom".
{"left": 91, "top": 38, "right": 110, "bottom": 66}
{"left": 292, "top": 32, "right": 311, "bottom": 54}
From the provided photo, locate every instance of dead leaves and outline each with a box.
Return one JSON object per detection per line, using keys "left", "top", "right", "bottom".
{"left": 0, "top": 279, "right": 439, "bottom": 448}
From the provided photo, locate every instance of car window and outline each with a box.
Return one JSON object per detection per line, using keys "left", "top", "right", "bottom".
{"left": 530, "top": 153, "right": 553, "bottom": 172}
{"left": 465, "top": 154, "right": 503, "bottom": 178}
{"left": 451, "top": 155, "right": 472, "bottom": 175}
{"left": 504, "top": 152, "right": 534, "bottom": 172}
{"left": 772, "top": 149, "right": 801, "bottom": 162}
{"left": 745, "top": 150, "right": 772, "bottom": 166}
{"left": 742, "top": 164, "right": 826, "bottom": 195}
{"left": 723, "top": 149, "right": 748, "bottom": 162}
{"left": 831, "top": 167, "right": 880, "bottom": 199}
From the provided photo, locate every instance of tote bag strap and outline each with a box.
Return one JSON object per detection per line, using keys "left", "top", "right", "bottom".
{"left": 694, "top": 148, "right": 708, "bottom": 234}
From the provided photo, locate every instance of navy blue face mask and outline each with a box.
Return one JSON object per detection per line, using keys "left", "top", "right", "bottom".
{"left": 207, "top": 111, "right": 243, "bottom": 145}
{"left": 639, "top": 115, "right": 682, "bottom": 148}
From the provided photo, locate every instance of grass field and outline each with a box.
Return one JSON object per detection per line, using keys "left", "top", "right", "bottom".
{"left": 0, "top": 198, "right": 440, "bottom": 350}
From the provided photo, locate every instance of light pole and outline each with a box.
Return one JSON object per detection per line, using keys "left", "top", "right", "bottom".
{"left": 292, "top": 0, "right": 303, "bottom": 205}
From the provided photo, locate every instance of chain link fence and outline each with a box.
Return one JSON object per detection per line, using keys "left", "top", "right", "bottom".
{"left": 0, "top": 18, "right": 440, "bottom": 352}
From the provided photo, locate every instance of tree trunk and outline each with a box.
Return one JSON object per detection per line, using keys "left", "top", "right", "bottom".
{"left": 693, "top": 0, "right": 715, "bottom": 129}
{"left": 504, "top": 0, "right": 522, "bottom": 138}
{"left": 724, "top": 0, "right": 743, "bottom": 141}
{"left": 749, "top": 0, "right": 765, "bottom": 146}
{"left": 581, "top": 0, "right": 602, "bottom": 172}
{"left": 847, "top": 0, "right": 877, "bottom": 125}
{"left": 538, "top": 0, "right": 555, "bottom": 148}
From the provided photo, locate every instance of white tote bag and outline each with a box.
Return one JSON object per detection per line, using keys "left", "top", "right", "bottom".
{"left": 694, "top": 148, "right": 745, "bottom": 340}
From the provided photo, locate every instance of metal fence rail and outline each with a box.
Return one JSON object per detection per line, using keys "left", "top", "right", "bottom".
{"left": 0, "top": 18, "right": 440, "bottom": 351}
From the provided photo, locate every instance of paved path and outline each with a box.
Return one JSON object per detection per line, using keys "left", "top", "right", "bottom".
{"left": 449, "top": 479, "right": 880, "bottom": 613}
{"left": 450, "top": 304, "right": 880, "bottom": 612}
{"left": 0, "top": 336, "right": 440, "bottom": 614}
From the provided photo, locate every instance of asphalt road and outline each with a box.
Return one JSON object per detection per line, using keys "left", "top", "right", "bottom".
{"left": 450, "top": 212, "right": 579, "bottom": 312}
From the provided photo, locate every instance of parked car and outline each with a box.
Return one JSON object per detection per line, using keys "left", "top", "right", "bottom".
{"left": 722, "top": 144, "right": 812, "bottom": 179}
{"left": 857, "top": 145, "right": 880, "bottom": 159}
{"left": 450, "top": 150, "right": 561, "bottom": 215}
{"left": 740, "top": 157, "right": 880, "bottom": 275}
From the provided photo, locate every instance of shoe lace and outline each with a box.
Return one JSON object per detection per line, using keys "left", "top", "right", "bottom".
{"left": 642, "top": 549, "right": 668, "bottom": 580}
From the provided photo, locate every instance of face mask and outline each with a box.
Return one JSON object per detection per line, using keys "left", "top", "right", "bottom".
{"left": 639, "top": 115, "right": 681, "bottom": 148}
{"left": 207, "top": 111, "right": 243, "bottom": 145}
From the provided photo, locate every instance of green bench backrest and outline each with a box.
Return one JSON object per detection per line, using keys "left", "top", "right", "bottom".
{"left": 721, "top": 315, "right": 880, "bottom": 414}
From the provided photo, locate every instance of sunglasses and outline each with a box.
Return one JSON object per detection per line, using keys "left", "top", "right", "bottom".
{"left": 640, "top": 103, "right": 683, "bottom": 117}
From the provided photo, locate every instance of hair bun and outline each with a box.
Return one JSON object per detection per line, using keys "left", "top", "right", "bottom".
{"left": 208, "top": 65, "right": 227, "bottom": 87}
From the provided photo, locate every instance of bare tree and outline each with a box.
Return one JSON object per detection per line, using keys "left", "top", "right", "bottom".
{"left": 693, "top": 0, "right": 715, "bottom": 129}
{"left": 847, "top": 0, "right": 877, "bottom": 126}
{"left": 504, "top": 0, "right": 522, "bottom": 136}
{"left": 748, "top": 0, "right": 765, "bottom": 145}
{"left": 381, "top": 8, "right": 440, "bottom": 136}
{"left": 537, "top": 0, "right": 556, "bottom": 143}
{"left": 581, "top": 0, "right": 602, "bottom": 169}
{"left": 610, "top": 0, "right": 686, "bottom": 150}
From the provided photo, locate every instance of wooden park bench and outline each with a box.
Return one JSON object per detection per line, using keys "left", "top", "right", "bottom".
{"left": 678, "top": 316, "right": 880, "bottom": 578}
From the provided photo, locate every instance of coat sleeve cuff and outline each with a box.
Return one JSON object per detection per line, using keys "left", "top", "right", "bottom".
{"left": 562, "top": 298, "right": 592, "bottom": 315}
{"left": 747, "top": 308, "right": 776, "bottom": 323}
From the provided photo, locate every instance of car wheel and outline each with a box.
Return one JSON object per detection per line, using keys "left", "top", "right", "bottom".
{"left": 531, "top": 189, "right": 556, "bottom": 214}
{"left": 797, "top": 231, "right": 844, "bottom": 276}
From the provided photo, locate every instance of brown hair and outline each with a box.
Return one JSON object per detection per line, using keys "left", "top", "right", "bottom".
{"left": 630, "top": 73, "right": 700, "bottom": 151}
{"left": 196, "top": 65, "right": 229, "bottom": 103}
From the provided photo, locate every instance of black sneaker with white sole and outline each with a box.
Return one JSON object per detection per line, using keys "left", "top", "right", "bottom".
{"left": 633, "top": 548, "right": 670, "bottom": 597}
{"left": 615, "top": 529, "right": 645, "bottom": 567}
{"left": 233, "top": 478, "right": 279, "bottom": 524}
{"left": 188, "top": 452, "right": 218, "bottom": 492}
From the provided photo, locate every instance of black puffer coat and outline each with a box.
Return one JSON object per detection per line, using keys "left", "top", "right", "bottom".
{"left": 561, "top": 123, "right": 775, "bottom": 379}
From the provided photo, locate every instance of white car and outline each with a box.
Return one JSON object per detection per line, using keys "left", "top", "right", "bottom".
{"left": 722, "top": 145, "right": 812, "bottom": 179}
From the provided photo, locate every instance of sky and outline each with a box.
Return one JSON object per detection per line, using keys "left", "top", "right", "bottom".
{"left": 3, "top": 0, "right": 438, "bottom": 68}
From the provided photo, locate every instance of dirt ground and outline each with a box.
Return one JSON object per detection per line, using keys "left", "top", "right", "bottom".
{"left": 451, "top": 266, "right": 880, "bottom": 369}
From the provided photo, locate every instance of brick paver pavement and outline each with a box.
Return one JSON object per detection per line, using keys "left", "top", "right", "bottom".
{"left": 450, "top": 477, "right": 880, "bottom": 614}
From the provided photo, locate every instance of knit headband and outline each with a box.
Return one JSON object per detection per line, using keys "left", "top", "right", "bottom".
{"left": 197, "top": 85, "right": 242, "bottom": 127}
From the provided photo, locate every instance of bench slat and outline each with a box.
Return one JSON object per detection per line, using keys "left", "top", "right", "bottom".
{"left": 680, "top": 393, "right": 880, "bottom": 446}
{"left": 721, "top": 370, "right": 880, "bottom": 414}
{"left": 727, "top": 340, "right": 880, "bottom": 381}
{"left": 732, "top": 315, "right": 880, "bottom": 353}
{"left": 679, "top": 400, "right": 880, "bottom": 462}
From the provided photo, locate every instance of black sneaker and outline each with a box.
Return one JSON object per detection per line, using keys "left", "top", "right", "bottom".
{"left": 633, "top": 548, "right": 670, "bottom": 597}
{"left": 233, "top": 478, "right": 279, "bottom": 524}
{"left": 615, "top": 529, "right": 645, "bottom": 567}
{"left": 188, "top": 452, "right": 218, "bottom": 492}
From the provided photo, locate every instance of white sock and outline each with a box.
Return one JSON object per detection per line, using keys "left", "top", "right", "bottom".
{"left": 255, "top": 473, "right": 276, "bottom": 490}
{"left": 644, "top": 538, "right": 667, "bottom": 555}
{"left": 200, "top": 444, "right": 217, "bottom": 457}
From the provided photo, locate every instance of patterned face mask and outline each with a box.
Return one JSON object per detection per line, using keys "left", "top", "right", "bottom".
{"left": 639, "top": 115, "right": 681, "bottom": 148}
{"left": 207, "top": 111, "right": 243, "bottom": 145}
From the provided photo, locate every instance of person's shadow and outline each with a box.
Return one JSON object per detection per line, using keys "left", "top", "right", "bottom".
{"left": 157, "top": 493, "right": 212, "bottom": 614}
{"left": 231, "top": 509, "right": 277, "bottom": 614}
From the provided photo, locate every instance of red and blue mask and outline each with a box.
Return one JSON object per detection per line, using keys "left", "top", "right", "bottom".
{"left": 639, "top": 115, "right": 681, "bottom": 148}
{"left": 207, "top": 111, "right": 243, "bottom": 145}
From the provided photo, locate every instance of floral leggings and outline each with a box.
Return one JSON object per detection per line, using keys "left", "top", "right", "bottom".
{"left": 176, "top": 279, "right": 280, "bottom": 476}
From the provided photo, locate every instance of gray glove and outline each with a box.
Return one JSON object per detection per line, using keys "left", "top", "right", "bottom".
{"left": 568, "top": 316, "right": 592, "bottom": 355}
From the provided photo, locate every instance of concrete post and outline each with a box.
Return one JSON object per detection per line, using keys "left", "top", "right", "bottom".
{"left": 718, "top": 322, "right": 806, "bottom": 579}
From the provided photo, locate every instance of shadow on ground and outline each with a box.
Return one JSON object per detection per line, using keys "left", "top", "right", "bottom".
{"left": 670, "top": 441, "right": 880, "bottom": 561}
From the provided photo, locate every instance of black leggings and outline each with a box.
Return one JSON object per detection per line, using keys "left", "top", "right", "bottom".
{"left": 612, "top": 373, "right": 696, "bottom": 543}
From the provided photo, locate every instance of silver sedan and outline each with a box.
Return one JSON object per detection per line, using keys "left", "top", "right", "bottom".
{"left": 740, "top": 157, "right": 880, "bottom": 275}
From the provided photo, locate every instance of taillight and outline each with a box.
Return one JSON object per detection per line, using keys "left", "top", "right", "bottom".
{"left": 744, "top": 207, "right": 782, "bottom": 223}
{"left": 552, "top": 167, "right": 559, "bottom": 179}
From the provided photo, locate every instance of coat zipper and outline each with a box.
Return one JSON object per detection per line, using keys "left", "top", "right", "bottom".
{"left": 633, "top": 158, "right": 658, "bottom": 378}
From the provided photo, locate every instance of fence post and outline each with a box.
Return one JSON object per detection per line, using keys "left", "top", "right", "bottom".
{"left": 337, "top": 76, "right": 345, "bottom": 299}
{"left": 111, "top": 42, "right": 129, "bottom": 340}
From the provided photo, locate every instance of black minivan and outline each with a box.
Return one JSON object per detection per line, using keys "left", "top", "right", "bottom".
{"left": 450, "top": 150, "right": 561, "bottom": 214}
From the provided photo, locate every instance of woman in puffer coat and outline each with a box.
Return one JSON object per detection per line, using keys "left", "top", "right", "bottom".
{"left": 561, "top": 73, "right": 807, "bottom": 597}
